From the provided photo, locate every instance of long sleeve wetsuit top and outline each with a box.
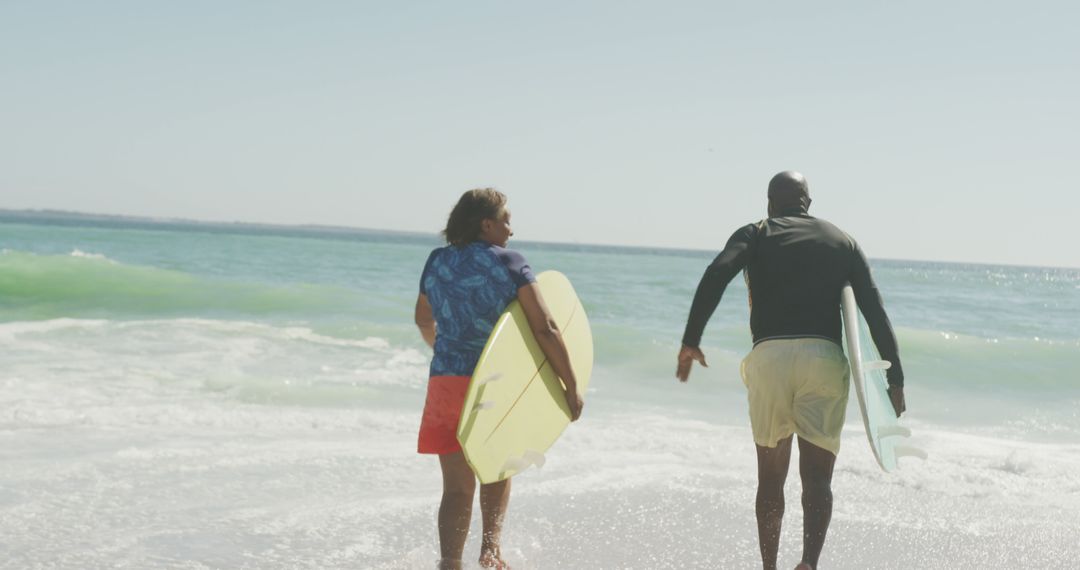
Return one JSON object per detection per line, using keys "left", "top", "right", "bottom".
{"left": 681, "top": 210, "right": 905, "bottom": 387}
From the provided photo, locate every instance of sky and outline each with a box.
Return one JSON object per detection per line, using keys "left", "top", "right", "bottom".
{"left": 1, "top": 1, "right": 1077, "bottom": 268}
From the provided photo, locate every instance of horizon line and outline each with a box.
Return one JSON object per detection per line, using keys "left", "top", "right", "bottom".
{"left": 1, "top": 207, "right": 1077, "bottom": 271}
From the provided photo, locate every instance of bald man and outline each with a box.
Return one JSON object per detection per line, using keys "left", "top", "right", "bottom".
{"left": 676, "top": 171, "right": 906, "bottom": 570}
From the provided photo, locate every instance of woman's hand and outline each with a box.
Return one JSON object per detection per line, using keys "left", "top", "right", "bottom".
{"left": 564, "top": 388, "right": 584, "bottom": 421}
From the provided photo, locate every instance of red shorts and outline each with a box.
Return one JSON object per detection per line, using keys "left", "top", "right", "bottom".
{"left": 417, "top": 376, "right": 470, "bottom": 455}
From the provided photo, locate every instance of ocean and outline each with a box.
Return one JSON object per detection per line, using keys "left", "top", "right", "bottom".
{"left": 2, "top": 212, "right": 1078, "bottom": 569}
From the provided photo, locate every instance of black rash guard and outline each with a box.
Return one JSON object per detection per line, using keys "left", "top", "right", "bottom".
{"left": 681, "top": 209, "right": 905, "bottom": 387}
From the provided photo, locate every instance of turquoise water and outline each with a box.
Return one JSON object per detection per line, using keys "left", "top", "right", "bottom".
{"left": 2, "top": 212, "right": 1079, "bottom": 568}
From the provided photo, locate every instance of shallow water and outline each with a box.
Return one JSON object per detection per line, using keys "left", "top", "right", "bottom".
{"left": 2, "top": 212, "right": 1078, "bottom": 568}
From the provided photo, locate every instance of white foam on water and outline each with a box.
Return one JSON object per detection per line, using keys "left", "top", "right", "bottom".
{"left": 69, "top": 248, "right": 116, "bottom": 262}
{"left": 364, "top": 414, "right": 1080, "bottom": 569}
{"left": 0, "top": 317, "right": 110, "bottom": 337}
{"left": 0, "top": 318, "right": 430, "bottom": 420}
{"left": 9, "top": 391, "right": 1075, "bottom": 569}
{"left": 3, "top": 316, "right": 1079, "bottom": 568}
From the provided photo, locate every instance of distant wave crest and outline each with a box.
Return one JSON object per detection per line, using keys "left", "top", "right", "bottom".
{"left": 0, "top": 249, "right": 350, "bottom": 319}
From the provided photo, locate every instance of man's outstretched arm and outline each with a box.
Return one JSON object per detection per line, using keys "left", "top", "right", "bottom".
{"left": 677, "top": 223, "right": 757, "bottom": 381}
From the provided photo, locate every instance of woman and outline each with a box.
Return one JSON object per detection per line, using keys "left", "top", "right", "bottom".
{"left": 414, "top": 188, "right": 584, "bottom": 570}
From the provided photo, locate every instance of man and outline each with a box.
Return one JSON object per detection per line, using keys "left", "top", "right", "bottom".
{"left": 676, "top": 171, "right": 906, "bottom": 570}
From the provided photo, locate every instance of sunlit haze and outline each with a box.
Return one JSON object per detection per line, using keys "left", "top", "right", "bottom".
{"left": 2, "top": 2, "right": 1077, "bottom": 267}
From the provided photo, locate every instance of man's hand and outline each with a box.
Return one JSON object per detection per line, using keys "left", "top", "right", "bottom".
{"left": 564, "top": 388, "right": 584, "bottom": 421}
{"left": 887, "top": 385, "right": 906, "bottom": 418}
{"left": 676, "top": 345, "right": 708, "bottom": 382}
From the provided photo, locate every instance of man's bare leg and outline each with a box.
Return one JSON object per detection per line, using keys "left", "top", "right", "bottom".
{"left": 438, "top": 452, "right": 476, "bottom": 570}
{"left": 756, "top": 436, "right": 793, "bottom": 570}
{"left": 797, "top": 437, "right": 837, "bottom": 570}
{"left": 478, "top": 478, "right": 511, "bottom": 568}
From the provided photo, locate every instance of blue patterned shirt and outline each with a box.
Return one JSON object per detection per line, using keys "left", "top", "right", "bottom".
{"left": 420, "top": 242, "right": 536, "bottom": 376}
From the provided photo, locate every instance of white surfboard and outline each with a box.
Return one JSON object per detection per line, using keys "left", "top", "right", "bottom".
{"left": 841, "top": 284, "right": 926, "bottom": 472}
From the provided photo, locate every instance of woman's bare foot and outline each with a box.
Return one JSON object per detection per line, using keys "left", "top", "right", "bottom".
{"left": 437, "top": 557, "right": 462, "bottom": 570}
{"left": 479, "top": 549, "right": 510, "bottom": 569}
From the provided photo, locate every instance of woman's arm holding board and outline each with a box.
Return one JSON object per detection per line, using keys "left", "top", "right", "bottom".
{"left": 517, "top": 283, "right": 584, "bottom": 421}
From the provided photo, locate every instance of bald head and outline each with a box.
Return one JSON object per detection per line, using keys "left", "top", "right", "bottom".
{"left": 767, "top": 170, "right": 811, "bottom": 216}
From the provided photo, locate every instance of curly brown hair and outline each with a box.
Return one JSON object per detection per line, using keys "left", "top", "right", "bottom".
{"left": 442, "top": 188, "right": 507, "bottom": 246}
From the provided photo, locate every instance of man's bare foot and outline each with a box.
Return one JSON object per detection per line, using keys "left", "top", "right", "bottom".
{"left": 479, "top": 549, "right": 510, "bottom": 569}
{"left": 794, "top": 563, "right": 813, "bottom": 570}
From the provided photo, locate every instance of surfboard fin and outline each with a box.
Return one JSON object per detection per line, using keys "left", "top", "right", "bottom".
{"left": 501, "top": 450, "right": 546, "bottom": 474}
{"left": 893, "top": 445, "right": 928, "bottom": 460}
{"left": 877, "top": 425, "right": 912, "bottom": 438}
{"left": 479, "top": 373, "right": 503, "bottom": 386}
{"left": 474, "top": 401, "right": 495, "bottom": 411}
{"left": 864, "top": 360, "right": 892, "bottom": 371}
{"left": 522, "top": 449, "right": 546, "bottom": 468}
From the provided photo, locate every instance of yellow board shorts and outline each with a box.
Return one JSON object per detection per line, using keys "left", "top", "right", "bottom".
{"left": 740, "top": 338, "right": 850, "bottom": 455}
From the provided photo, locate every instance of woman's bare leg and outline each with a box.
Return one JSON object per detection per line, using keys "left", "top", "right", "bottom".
{"left": 438, "top": 452, "right": 476, "bottom": 570}
{"left": 478, "top": 478, "right": 511, "bottom": 568}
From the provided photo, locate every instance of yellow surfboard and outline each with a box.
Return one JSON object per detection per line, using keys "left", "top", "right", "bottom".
{"left": 456, "top": 271, "right": 593, "bottom": 484}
